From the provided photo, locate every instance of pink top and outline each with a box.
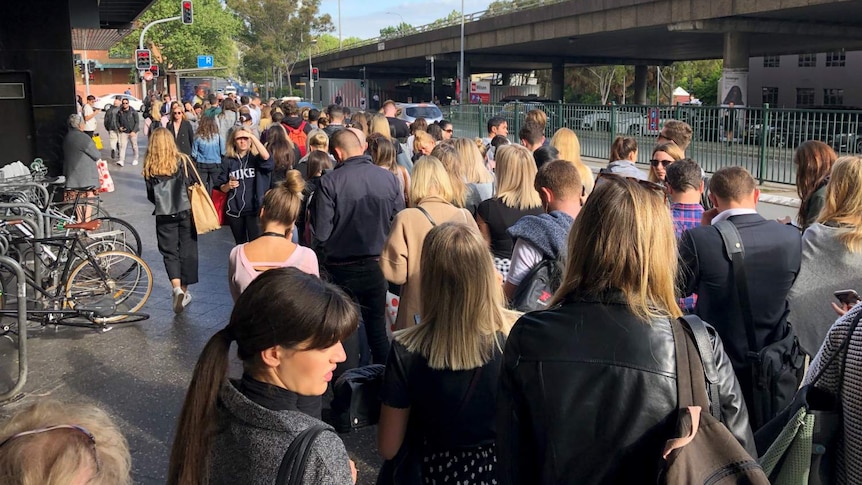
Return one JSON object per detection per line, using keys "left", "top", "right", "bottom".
{"left": 228, "top": 244, "right": 320, "bottom": 301}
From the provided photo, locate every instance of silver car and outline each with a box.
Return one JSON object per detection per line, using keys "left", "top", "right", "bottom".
{"left": 397, "top": 103, "right": 444, "bottom": 124}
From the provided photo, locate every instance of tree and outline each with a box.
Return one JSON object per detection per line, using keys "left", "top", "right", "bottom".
{"left": 587, "top": 66, "right": 619, "bottom": 105}
{"left": 380, "top": 22, "right": 415, "bottom": 38}
{"left": 485, "top": 0, "right": 517, "bottom": 16}
{"left": 227, "top": 0, "right": 332, "bottom": 94}
{"left": 315, "top": 33, "right": 363, "bottom": 54}
{"left": 428, "top": 9, "right": 462, "bottom": 28}
{"left": 110, "top": 0, "right": 240, "bottom": 74}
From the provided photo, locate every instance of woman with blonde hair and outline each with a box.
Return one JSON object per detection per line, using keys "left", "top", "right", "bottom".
{"left": 476, "top": 144, "right": 544, "bottom": 277}
{"left": 380, "top": 156, "right": 478, "bottom": 331}
{"left": 144, "top": 127, "right": 200, "bottom": 313}
{"left": 648, "top": 141, "right": 686, "bottom": 184}
{"left": 370, "top": 115, "right": 393, "bottom": 139}
{"left": 371, "top": 114, "right": 412, "bottom": 171}
{"left": 0, "top": 400, "right": 131, "bottom": 485}
{"left": 295, "top": 129, "right": 333, "bottom": 180}
{"left": 215, "top": 127, "right": 273, "bottom": 243}
{"left": 454, "top": 137, "right": 495, "bottom": 214}
{"left": 551, "top": 127, "right": 594, "bottom": 198}
{"left": 430, "top": 142, "right": 468, "bottom": 208}
{"left": 379, "top": 222, "right": 517, "bottom": 483}
{"left": 789, "top": 155, "right": 862, "bottom": 355}
{"left": 497, "top": 175, "right": 754, "bottom": 483}
{"left": 412, "top": 130, "right": 436, "bottom": 162}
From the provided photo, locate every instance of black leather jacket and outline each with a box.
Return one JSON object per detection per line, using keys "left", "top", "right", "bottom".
{"left": 497, "top": 292, "right": 755, "bottom": 485}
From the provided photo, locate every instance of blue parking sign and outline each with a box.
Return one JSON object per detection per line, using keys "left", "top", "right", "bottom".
{"left": 197, "top": 55, "right": 213, "bottom": 69}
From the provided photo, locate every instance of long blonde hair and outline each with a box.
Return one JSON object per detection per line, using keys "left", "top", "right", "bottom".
{"left": 551, "top": 128, "right": 594, "bottom": 196}
{"left": 142, "top": 127, "right": 189, "bottom": 178}
{"left": 494, "top": 145, "right": 542, "bottom": 210}
{"left": 370, "top": 115, "right": 392, "bottom": 140}
{"left": 818, "top": 155, "right": 862, "bottom": 252}
{"left": 454, "top": 138, "right": 493, "bottom": 184}
{"left": 224, "top": 127, "right": 260, "bottom": 158}
{"left": 395, "top": 223, "right": 517, "bottom": 370}
{"left": 550, "top": 176, "right": 682, "bottom": 321}
{"left": 649, "top": 142, "right": 685, "bottom": 183}
{"left": 410, "top": 156, "right": 457, "bottom": 206}
{"left": 430, "top": 142, "right": 467, "bottom": 208}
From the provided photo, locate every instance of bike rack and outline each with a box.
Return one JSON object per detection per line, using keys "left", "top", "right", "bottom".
{"left": 0, "top": 256, "right": 28, "bottom": 403}
{"left": 0, "top": 182, "right": 50, "bottom": 211}
{"left": 0, "top": 209, "right": 45, "bottom": 287}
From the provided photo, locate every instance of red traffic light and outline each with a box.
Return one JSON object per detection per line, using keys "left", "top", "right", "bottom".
{"left": 182, "top": 1, "right": 193, "bottom": 24}
{"left": 311, "top": 67, "right": 319, "bottom": 81}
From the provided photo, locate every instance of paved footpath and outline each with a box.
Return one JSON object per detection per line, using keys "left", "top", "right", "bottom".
{"left": 0, "top": 120, "right": 382, "bottom": 484}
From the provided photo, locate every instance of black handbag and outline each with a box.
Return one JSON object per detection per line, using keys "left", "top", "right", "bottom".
{"left": 275, "top": 425, "right": 328, "bottom": 484}
{"left": 330, "top": 364, "right": 386, "bottom": 433}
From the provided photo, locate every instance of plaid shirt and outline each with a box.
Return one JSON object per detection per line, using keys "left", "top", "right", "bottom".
{"left": 671, "top": 202, "right": 704, "bottom": 312}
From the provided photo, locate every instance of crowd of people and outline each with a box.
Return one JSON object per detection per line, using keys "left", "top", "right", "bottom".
{"left": 28, "top": 95, "right": 862, "bottom": 484}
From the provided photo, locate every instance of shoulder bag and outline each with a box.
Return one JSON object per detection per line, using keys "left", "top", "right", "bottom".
{"left": 713, "top": 219, "right": 805, "bottom": 431}
{"left": 275, "top": 424, "right": 329, "bottom": 485}
{"left": 182, "top": 158, "right": 220, "bottom": 234}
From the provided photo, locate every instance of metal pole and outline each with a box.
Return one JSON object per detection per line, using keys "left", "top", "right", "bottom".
{"left": 459, "top": 0, "right": 465, "bottom": 104}
{"left": 338, "top": 0, "right": 342, "bottom": 50}
{"left": 139, "top": 16, "right": 181, "bottom": 104}
{"left": 308, "top": 47, "right": 313, "bottom": 102}
{"left": 656, "top": 66, "right": 661, "bottom": 105}
{"left": 83, "top": 51, "right": 91, "bottom": 96}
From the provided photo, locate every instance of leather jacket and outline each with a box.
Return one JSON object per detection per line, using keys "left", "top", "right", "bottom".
{"left": 497, "top": 291, "right": 755, "bottom": 485}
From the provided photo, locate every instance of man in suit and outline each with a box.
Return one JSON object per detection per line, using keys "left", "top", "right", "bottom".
{"left": 678, "top": 166, "right": 801, "bottom": 427}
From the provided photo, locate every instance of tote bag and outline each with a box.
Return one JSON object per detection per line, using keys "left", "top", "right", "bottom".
{"left": 182, "top": 159, "right": 221, "bottom": 234}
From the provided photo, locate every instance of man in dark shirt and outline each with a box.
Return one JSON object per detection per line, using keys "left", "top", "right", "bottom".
{"left": 323, "top": 105, "right": 346, "bottom": 137}
{"left": 311, "top": 129, "right": 404, "bottom": 371}
{"left": 382, "top": 100, "right": 409, "bottom": 140}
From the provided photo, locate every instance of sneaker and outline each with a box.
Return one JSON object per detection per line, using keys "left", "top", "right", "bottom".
{"left": 172, "top": 287, "right": 185, "bottom": 314}
{"left": 132, "top": 159, "right": 139, "bottom": 166}
{"left": 182, "top": 291, "right": 192, "bottom": 309}
{"left": 116, "top": 160, "right": 124, "bottom": 167}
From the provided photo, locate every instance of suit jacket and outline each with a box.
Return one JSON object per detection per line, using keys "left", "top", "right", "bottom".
{"left": 168, "top": 119, "right": 195, "bottom": 158}
{"left": 678, "top": 213, "right": 801, "bottom": 370}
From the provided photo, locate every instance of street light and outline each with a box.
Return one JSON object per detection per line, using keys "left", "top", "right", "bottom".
{"left": 308, "top": 38, "right": 318, "bottom": 101}
{"left": 385, "top": 11, "right": 405, "bottom": 26}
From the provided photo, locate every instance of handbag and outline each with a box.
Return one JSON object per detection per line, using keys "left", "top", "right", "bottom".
{"left": 755, "top": 310, "right": 862, "bottom": 484}
{"left": 714, "top": 220, "right": 805, "bottom": 431}
{"left": 96, "top": 160, "right": 114, "bottom": 193}
{"left": 330, "top": 364, "right": 385, "bottom": 433}
{"left": 92, "top": 134, "right": 103, "bottom": 150}
{"left": 275, "top": 425, "right": 328, "bottom": 485}
{"left": 182, "top": 159, "right": 220, "bottom": 234}
{"left": 210, "top": 188, "right": 227, "bottom": 226}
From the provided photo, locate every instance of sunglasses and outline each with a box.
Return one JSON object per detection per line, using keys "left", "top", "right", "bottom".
{"left": 0, "top": 424, "right": 101, "bottom": 472}
{"left": 173, "top": 111, "right": 183, "bottom": 115}
{"left": 235, "top": 137, "right": 250, "bottom": 141}
{"left": 444, "top": 129, "right": 454, "bottom": 133}
{"left": 650, "top": 159, "right": 673, "bottom": 168}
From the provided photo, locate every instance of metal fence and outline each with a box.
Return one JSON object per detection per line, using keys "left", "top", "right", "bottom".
{"left": 446, "top": 103, "right": 862, "bottom": 185}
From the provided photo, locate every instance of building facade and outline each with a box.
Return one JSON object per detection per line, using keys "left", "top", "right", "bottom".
{"left": 748, "top": 51, "right": 862, "bottom": 108}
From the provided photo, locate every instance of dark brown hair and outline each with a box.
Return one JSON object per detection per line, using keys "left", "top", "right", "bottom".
{"left": 410, "top": 117, "right": 428, "bottom": 135}
{"left": 307, "top": 150, "right": 332, "bottom": 178}
{"left": 194, "top": 115, "right": 218, "bottom": 140}
{"left": 368, "top": 132, "right": 397, "bottom": 174}
{"left": 794, "top": 140, "right": 837, "bottom": 226}
{"left": 609, "top": 136, "right": 638, "bottom": 162}
{"left": 167, "top": 268, "right": 358, "bottom": 485}
{"left": 265, "top": 124, "right": 296, "bottom": 172}
{"left": 665, "top": 158, "right": 703, "bottom": 193}
{"left": 661, "top": 120, "right": 693, "bottom": 151}
{"left": 519, "top": 121, "right": 544, "bottom": 146}
{"left": 709, "top": 166, "right": 757, "bottom": 202}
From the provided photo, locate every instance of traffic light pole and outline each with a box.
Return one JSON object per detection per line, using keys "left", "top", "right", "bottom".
{"left": 83, "top": 51, "right": 91, "bottom": 97}
{"left": 138, "top": 16, "right": 181, "bottom": 102}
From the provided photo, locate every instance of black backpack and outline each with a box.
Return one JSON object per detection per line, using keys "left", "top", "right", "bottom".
{"left": 510, "top": 255, "right": 565, "bottom": 312}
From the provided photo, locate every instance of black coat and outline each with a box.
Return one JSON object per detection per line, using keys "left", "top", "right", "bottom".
{"left": 497, "top": 291, "right": 755, "bottom": 485}
{"left": 168, "top": 119, "right": 195, "bottom": 159}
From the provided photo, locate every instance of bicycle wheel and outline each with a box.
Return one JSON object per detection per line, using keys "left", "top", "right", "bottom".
{"left": 56, "top": 201, "right": 110, "bottom": 223}
{"left": 89, "top": 217, "right": 143, "bottom": 255}
{"left": 56, "top": 311, "right": 150, "bottom": 326}
{"left": 65, "top": 251, "right": 152, "bottom": 322}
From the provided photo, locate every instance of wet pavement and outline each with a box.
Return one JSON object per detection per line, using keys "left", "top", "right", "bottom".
{"left": 0, "top": 119, "right": 382, "bottom": 484}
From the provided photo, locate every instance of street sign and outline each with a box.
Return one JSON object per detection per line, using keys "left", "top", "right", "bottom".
{"left": 135, "top": 49, "right": 152, "bottom": 70}
{"left": 197, "top": 55, "right": 214, "bottom": 69}
{"left": 648, "top": 108, "right": 660, "bottom": 131}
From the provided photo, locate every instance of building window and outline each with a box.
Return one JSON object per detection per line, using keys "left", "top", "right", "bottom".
{"left": 826, "top": 51, "right": 846, "bottom": 67}
{"left": 796, "top": 88, "right": 815, "bottom": 107}
{"left": 823, "top": 89, "right": 844, "bottom": 106}
{"left": 763, "top": 56, "right": 780, "bottom": 68}
{"left": 762, "top": 87, "right": 779, "bottom": 106}
{"left": 798, "top": 54, "right": 817, "bottom": 67}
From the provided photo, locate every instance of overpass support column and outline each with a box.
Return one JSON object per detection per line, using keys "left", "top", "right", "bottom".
{"left": 633, "top": 65, "right": 649, "bottom": 105}
{"left": 721, "top": 31, "right": 750, "bottom": 105}
{"left": 461, "top": 61, "right": 471, "bottom": 104}
{"left": 551, "top": 60, "right": 565, "bottom": 101}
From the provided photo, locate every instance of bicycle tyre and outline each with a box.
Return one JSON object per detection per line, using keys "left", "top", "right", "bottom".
{"left": 65, "top": 251, "right": 152, "bottom": 323}
{"left": 56, "top": 311, "right": 150, "bottom": 326}
{"left": 56, "top": 201, "right": 110, "bottom": 223}
{"left": 91, "top": 217, "right": 143, "bottom": 256}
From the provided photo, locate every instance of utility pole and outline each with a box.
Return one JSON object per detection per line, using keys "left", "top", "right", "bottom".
{"left": 459, "top": 0, "right": 465, "bottom": 104}
{"left": 139, "top": 16, "right": 181, "bottom": 100}
{"left": 427, "top": 56, "right": 435, "bottom": 103}
{"left": 83, "top": 51, "right": 91, "bottom": 96}
{"left": 338, "top": 0, "right": 342, "bottom": 50}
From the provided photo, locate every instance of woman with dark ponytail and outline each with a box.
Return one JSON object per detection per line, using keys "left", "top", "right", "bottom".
{"left": 167, "top": 268, "right": 359, "bottom": 485}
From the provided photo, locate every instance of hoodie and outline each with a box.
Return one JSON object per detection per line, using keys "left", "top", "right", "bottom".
{"left": 506, "top": 210, "right": 575, "bottom": 260}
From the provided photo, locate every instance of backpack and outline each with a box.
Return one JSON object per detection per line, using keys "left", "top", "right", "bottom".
{"left": 660, "top": 315, "right": 769, "bottom": 485}
{"left": 284, "top": 121, "right": 309, "bottom": 157}
{"left": 510, "top": 255, "right": 565, "bottom": 312}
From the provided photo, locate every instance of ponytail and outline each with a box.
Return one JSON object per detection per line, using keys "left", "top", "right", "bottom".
{"left": 166, "top": 329, "right": 232, "bottom": 485}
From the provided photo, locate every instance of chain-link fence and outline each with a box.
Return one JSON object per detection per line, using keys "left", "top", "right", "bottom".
{"left": 445, "top": 103, "right": 862, "bottom": 185}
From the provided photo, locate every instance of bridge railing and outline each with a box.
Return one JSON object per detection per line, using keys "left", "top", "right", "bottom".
{"left": 446, "top": 102, "right": 862, "bottom": 185}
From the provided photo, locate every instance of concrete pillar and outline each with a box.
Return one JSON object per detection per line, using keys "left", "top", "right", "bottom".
{"left": 460, "top": 60, "right": 470, "bottom": 104}
{"left": 501, "top": 71, "right": 514, "bottom": 86}
{"left": 551, "top": 60, "right": 565, "bottom": 101}
{"left": 633, "top": 65, "right": 648, "bottom": 105}
{"left": 720, "top": 31, "right": 750, "bottom": 105}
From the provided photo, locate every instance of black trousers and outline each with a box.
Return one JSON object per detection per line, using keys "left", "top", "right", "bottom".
{"left": 226, "top": 213, "right": 262, "bottom": 244}
{"left": 156, "top": 211, "right": 199, "bottom": 286}
{"left": 324, "top": 259, "right": 390, "bottom": 374}
{"left": 195, "top": 163, "right": 221, "bottom": 195}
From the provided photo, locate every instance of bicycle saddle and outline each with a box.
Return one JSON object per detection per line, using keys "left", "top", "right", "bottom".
{"left": 65, "top": 220, "right": 102, "bottom": 231}
{"left": 74, "top": 297, "right": 117, "bottom": 318}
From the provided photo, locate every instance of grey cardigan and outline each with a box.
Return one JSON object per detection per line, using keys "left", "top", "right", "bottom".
{"left": 788, "top": 223, "right": 862, "bottom": 355}
{"left": 62, "top": 129, "right": 101, "bottom": 189}
{"left": 208, "top": 380, "right": 353, "bottom": 485}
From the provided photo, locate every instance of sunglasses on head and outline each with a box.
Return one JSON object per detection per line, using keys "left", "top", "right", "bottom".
{"left": 235, "top": 136, "right": 250, "bottom": 141}
{"left": 650, "top": 159, "right": 673, "bottom": 168}
{"left": 0, "top": 424, "right": 101, "bottom": 472}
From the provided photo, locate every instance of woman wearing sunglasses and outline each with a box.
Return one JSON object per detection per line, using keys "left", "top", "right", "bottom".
{"left": 648, "top": 142, "right": 685, "bottom": 184}
{"left": 167, "top": 101, "right": 194, "bottom": 159}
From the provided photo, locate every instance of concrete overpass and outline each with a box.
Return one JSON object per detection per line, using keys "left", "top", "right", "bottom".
{"left": 304, "top": 0, "right": 862, "bottom": 102}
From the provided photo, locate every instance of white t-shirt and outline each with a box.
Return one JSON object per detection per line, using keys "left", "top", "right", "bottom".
{"left": 506, "top": 238, "right": 544, "bottom": 286}
{"left": 83, "top": 104, "right": 97, "bottom": 131}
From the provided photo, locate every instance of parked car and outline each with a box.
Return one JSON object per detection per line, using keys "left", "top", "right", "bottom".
{"left": 396, "top": 103, "right": 444, "bottom": 124}
{"left": 95, "top": 93, "right": 143, "bottom": 112}
{"left": 580, "top": 109, "right": 648, "bottom": 135}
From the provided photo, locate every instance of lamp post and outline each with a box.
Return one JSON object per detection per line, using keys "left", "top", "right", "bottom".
{"left": 426, "top": 56, "right": 435, "bottom": 103}
{"left": 308, "top": 38, "right": 317, "bottom": 101}
{"left": 385, "top": 11, "right": 405, "bottom": 27}
{"left": 459, "top": 0, "right": 465, "bottom": 104}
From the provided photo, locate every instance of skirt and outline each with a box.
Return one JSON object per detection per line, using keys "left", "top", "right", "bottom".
{"left": 493, "top": 257, "right": 511, "bottom": 280}
{"left": 422, "top": 443, "right": 497, "bottom": 485}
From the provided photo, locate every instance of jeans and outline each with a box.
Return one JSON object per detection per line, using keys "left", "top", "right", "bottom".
{"left": 118, "top": 132, "right": 139, "bottom": 162}
{"left": 226, "top": 213, "right": 261, "bottom": 244}
{"left": 156, "top": 210, "right": 199, "bottom": 286}
{"left": 195, "top": 163, "right": 222, "bottom": 195}
{"left": 324, "top": 259, "right": 389, "bottom": 373}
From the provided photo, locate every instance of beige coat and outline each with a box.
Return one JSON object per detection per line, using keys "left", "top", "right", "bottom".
{"left": 380, "top": 196, "right": 478, "bottom": 330}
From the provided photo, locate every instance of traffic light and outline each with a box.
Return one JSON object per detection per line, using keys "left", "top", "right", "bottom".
{"left": 311, "top": 67, "right": 319, "bottom": 82}
{"left": 87, "top": 61, "right": 96, "bottom": 73}
{"left": 182, "top": 1, "right": 193, "bottom": 24}
{"left": 150, "top": 65, "right": 160, "bottom": 77}
{"left": 135, "top": 49, "right": 152, "bottom": 70}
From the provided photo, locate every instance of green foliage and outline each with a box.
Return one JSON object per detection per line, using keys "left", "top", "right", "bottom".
{"left": 110, "top": 0, "right": 241, "bottom": 74}
{"left": 380, "top": 22, "right": 415, "bottom": 38}
{"left": 428, "top": 10, "right": 462, "bottom": 28}
{"left": 485, "top": 0, "right": 517, "bottom": 15}
{"left": 316, "top": 33, "right": 363, "bottom": 53}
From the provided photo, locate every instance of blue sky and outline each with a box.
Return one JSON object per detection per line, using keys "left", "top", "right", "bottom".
{"left": 319, "top": 0, "right": 495, "bottom": 40}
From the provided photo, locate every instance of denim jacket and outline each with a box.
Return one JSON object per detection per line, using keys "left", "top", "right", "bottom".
{"left": 192, "top": 134, "right": 225, "bottom": 163}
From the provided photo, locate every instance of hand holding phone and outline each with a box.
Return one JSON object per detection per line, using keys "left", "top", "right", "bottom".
{"left": 834, "top": 289, "right": 860, "bottom": 306}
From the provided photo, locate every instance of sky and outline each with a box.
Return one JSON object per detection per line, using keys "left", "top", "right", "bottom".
{"left": 318, "top": 0, "right": 496, "bottom": 40}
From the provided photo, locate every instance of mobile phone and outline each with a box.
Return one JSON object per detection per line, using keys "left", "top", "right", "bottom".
{"left": 834, "top": 289, "right": 860, "bottom": 306}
